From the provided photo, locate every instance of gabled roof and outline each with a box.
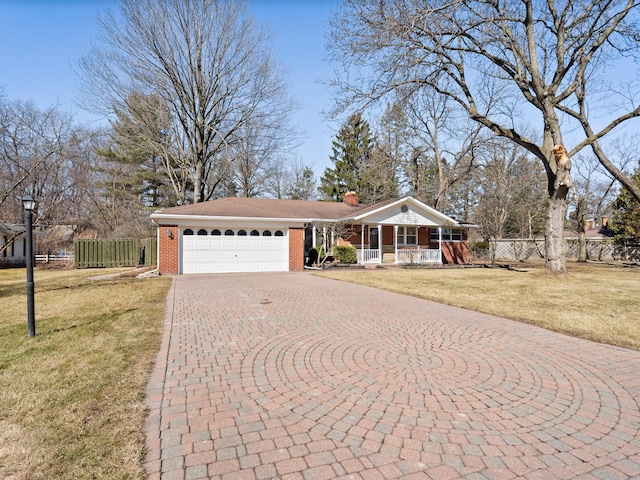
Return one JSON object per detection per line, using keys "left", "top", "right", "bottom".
{"left": 0, "top": 221, "right": 25, "bottom": 236}
{"left": 152, "top": 197, "right": 368, "bottom": 220}
{"left": 150, "top": 196, "right": 461, "bottom": 226}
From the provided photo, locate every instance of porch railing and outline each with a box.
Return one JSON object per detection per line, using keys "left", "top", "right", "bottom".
{"left": 396, "top": 248, "right": 442, "bottom": 264}
{"left": 357, "top": 248, "right": 381, "bottom": 264}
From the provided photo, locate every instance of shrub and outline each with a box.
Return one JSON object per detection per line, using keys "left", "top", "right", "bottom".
{"left": 470, "top": 240, "right": 489, "bottom": 251}
{"left": 309, "top": 246, "right": 326, "bottom": 265}
{"left": 334, "top": 245, "right": 357, "bottom": 264}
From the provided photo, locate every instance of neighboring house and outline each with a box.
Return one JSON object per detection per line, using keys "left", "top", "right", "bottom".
{"left": 150, "top": 192, "right": 472, "bottom": 275}
{"left": 0, "top": 221, "right": 26, "bottom": 268}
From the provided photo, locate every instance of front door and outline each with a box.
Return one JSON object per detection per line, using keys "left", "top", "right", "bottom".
{"left": 369, "top": 227, "right": 379, "bottom": 250}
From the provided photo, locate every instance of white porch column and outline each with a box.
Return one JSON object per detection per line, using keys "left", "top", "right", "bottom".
{"left": 322, "top": 226, "right": 327, "bottom": 252}
{"left": 377, "top": 224, "right": 382, "bottom": 264}
{"left": 312, "top": 226, "right": 317, "bottom": 248}
{"left": 439, "top": 227, "right": 443, "bottom": 263}
{"left": 394, "top": 225, "right": 399, "bottom": 265}
{"left": 360, "top": 223, "right": 365, "bottom": 263}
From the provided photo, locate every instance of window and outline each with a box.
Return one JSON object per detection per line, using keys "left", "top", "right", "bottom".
{"left": 263, "top": 230, "right": 272, "bottom": 236}
{"left": 275, "top": 230, "right": 284, "bottom": 237}
{"left": 183, "top": 229, "right": 194, "bottom": 235}
{"left": 430, "top": 228, "right": 463, "bottom": 242}
{"left": 224, "top": 229, "right": 234, "bottom": 236}
{"left": 238, "top": 230, "right": 247, "bottom": 236}
{"left": 197, "top": 229, "right": 208, "bottom": 235}
{"left": 211, "top": 229, "right": 221, "bottom": 236}
{"left": 250, "top": 230, "right": 259, "bottom": 236}
{"left": 397, "top": 226, "right": 417, "bottom": 246}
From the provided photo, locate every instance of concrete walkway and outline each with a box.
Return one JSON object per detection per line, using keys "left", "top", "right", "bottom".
{"left": 144, "top": 273, "right": 640, "bottom": 479}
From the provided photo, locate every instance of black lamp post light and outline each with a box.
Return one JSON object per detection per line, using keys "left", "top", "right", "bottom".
{"left": 22, "top": 194, "right": 36, "bottom": 338}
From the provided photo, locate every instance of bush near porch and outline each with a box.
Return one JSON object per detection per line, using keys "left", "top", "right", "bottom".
{"left": 334, "top": 245, "right": 357, "bottom": 264}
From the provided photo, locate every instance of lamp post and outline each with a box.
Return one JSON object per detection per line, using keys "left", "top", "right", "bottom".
{"left": 23, "top": 194, "right": 36, "bottom": 338}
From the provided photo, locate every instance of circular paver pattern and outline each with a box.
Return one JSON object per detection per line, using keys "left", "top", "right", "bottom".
{"left": 242, "top": 318, "right": 637, "bottom": 468}
{"left": 145, "top": 273, "right": 640, "bottom": 480}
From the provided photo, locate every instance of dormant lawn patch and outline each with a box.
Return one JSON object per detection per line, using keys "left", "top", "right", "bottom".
{"left": 0, "top": 268, "right": 171, "bottom": 480}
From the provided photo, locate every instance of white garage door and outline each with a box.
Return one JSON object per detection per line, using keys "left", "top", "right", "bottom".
{"left": 181, "top": 227, "right": 289, "bottom": 274}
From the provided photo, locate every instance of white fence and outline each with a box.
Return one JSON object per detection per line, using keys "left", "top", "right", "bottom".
{"left": 356, "top": 248, "right": 442, "bottom": 264}
{"left": 357, "top": 248, "right": 381, "bottom": 264}
{"left": 35, "top": 254, "right": 73, "bottom": 263}
{"left": 396, "top": 248, "right": 442, "bottom": 264}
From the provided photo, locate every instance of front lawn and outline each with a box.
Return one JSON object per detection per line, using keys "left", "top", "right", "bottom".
{"left": 317, "top": 261, "right": 640, "bottom": 350}
{"left": 0, "top": 267, "right": 171, "bottom": 480}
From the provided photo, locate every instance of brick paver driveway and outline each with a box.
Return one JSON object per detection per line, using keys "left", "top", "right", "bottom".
{"left": 144, "top": 273, "right": 640, "bottom": 479}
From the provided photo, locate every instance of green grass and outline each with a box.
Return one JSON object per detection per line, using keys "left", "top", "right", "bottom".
{"left": 0, "top": 267, "right": 171, "bottom": 480}
{"left": 317, "top": 261, "right": 640, "bottom": 350}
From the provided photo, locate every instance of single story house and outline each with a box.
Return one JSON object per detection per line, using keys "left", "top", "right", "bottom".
{"left": 150, "top": 192, "right": 472, "bottom": 275}
{"left": 0, "top": 221, "right": 27, "bottom": 268}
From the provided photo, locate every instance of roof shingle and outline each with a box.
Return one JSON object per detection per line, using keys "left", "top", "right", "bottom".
{"left": 153, "top": 197, "right": 375, "bottom": 220}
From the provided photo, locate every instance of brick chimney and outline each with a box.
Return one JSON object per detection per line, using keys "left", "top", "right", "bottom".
{"left": 343, "top": 191, "right": 359, "bottom": 206}
{"left": 584, "top": 219, "right": 594, "bottom": 231}
{"left": 602, "top": 216, "right": 609, "bottom": 229}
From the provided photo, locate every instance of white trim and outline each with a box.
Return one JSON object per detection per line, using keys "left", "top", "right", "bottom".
{"left": 394, "top": 225, "right": 398, "bottom": 262}
{"left": 151, "top": 213, "right": 308, "bottom": 227}
{"left": 151, "top": 197, "right": 460, "bottom": 228}
{"left": 352, "top": 197, "right": 459, "bottom": 226}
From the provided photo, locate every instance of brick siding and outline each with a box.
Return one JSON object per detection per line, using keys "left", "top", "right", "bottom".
{"left": 158, "top": 225, "right": 179, "bottom": 275}
{"left": 288, "top": 227, "right": 304, "bottom": 271}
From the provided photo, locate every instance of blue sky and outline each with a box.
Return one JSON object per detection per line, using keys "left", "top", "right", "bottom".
{"left": 0, "top": 0, "right": 339, "bottom": 173}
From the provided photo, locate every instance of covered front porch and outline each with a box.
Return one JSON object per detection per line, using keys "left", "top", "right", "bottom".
{"left": 354, "top": 224, "right": 443, "bottom": 265}
{"left": 304, "top": 196, "right": 469, "bottom": 267}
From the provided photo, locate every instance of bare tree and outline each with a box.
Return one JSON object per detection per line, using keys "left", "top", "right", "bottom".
{"left": 77, "top": 0, "right": 296, "bottom": 204}
{"left": 329, "top": 0, "right": 640, "bottom": 272}
{"left": 0, "top": 98, "right": 98, "bottom": 254}
{"left": 475, "top": 139, "right": 547, "bottom": 262}
{"left": 570, "top": 140, "right": 631, "bottom": 261}
{"left": 403, "top": 91, "right": 488, "bottom": 215}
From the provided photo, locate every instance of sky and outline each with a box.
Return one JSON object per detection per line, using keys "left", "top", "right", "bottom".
{"left": 0, "top": 0, "right": 340, "bottom": 173}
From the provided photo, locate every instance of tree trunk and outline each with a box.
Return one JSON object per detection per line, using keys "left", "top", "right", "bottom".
{"left": 578, "top": 230, "right": 587, "bottom": 262}
{"left": 578, "top": 213, "right": 587, "bottom": 262}
{"left": 194, "top": 162, "right": 204, "bottom": 203}
{"left": 545, "top": 186, "right": 568, "bottom": 273}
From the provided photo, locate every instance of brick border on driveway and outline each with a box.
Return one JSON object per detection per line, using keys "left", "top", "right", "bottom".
{"left": 144, "top": 273, "right": 640, "bottom": 479}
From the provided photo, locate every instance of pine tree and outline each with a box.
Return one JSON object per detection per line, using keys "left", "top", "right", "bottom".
{"left": 609, "top": 167, "right": 640, "bottom": 243}
{"left": 96, "top": 93, "right": 178, "bottom": 209}
{"left": 288, "top": 166, "right": 316, "bottom": 200}
{"left": 319, "top": 113, "right": 374, "bottom": 202}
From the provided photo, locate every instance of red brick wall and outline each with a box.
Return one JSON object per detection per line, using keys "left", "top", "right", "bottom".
{"left": 381, "top": 225, "right": 394, "bottom": 245}
{"left": 158, "top": 225, "right": 179, "bottom": 275}
{"left": 289, "top": 228, "right": 304, "bottom": 271}
{"left": 427, "top": 228, "right": 469, "bottom": 264}
{"left": 441, "top": 241, "right": 469, "bottom": 264}
{"left": 418, "top": 227, "right": 429, "bottom": 245}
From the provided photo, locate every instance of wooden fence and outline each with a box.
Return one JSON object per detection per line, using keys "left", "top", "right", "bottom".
{"left": 74, "top": 237, "right": 156, "bottom": 269}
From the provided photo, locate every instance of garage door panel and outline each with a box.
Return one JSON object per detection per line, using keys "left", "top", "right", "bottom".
{"left": 182, "top": 228, "right": 289, "bottom": 274}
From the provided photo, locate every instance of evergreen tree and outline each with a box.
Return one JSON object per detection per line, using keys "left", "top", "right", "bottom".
{"left": 319, "top": 113, "right": 373, "bottom": 202}
{"left": 96, "top": 93, "right": 178, "bottom": 210}
{"left": 609, "top": 166, "right": 640, "bottom": 243}
{"left": 288, "top": 166, "right": 316, "bottom": 200}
